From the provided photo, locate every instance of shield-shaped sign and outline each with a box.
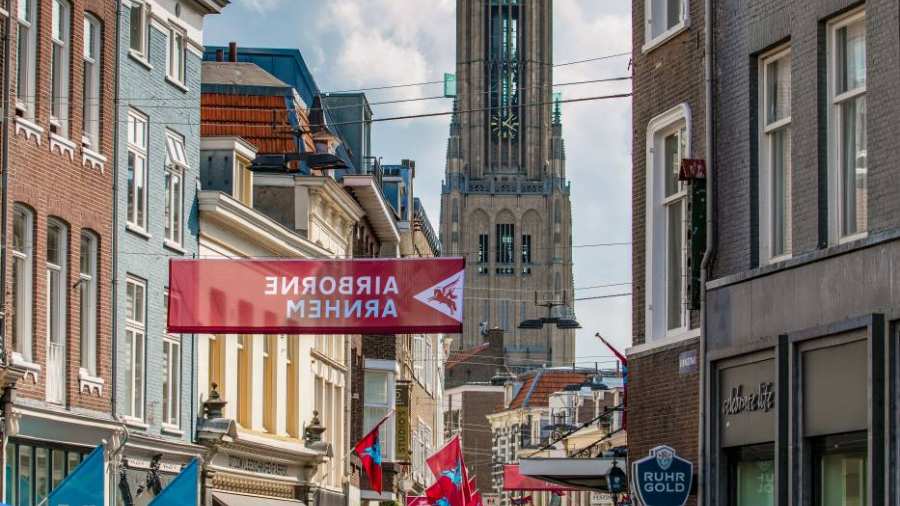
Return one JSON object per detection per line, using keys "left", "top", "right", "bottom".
{"left": 631, "top": 446, "right": 692, "bottom": 506}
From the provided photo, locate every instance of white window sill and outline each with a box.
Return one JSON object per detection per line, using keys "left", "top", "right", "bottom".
{"left": 163, "top": 239, "right": 186, "bottom": 255}
{"left": 49, "top": 132, "right": 76, "bottom": 161}
{"left": 128, "top": 50, "right": 153, "bottom": 71}
{"left": 838, "top": 231, "right": 869, "bottom": 245}
{"left": 628, "top": 327, "right": 700, "bottom": 356}
{"left": 767, "top": 253, "right": 792, "bottom": 265}
{"left": 122, "top": 416, "right": 149, "bottom": 430}
{"left": 78, "top": 368, "right": 104, "bottom": 396}
{"left": 11, "top": 352, "right": 40, "bottom": 382}
{"left": 642, "top": 20, "right": 690, "bottom": 54}
{"left": 14, "top": 117, "right": 43, "bottom": 145}
{"left": 126, "top": 223, "right": 151, "bottom": 240}
{"left": 82, "top": 147, "right": 106, "bottom": 172}
{"left": 165, "top": 76, "right": 189, "bottom": 93}
{"left": 161, "top": 424, "right": 184, "bottom": 437}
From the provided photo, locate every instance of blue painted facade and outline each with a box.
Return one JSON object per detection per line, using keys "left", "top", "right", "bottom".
{"left": 114, "top": 10, "right": 201, "bottom": 452}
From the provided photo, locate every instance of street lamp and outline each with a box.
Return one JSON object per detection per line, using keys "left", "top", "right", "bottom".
{"left": 518, "top": 291, "right": 581, "bottom": 330}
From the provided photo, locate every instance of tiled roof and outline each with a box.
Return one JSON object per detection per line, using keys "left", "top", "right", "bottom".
{"left": 201, "top": 93, "right": 314, "bottom": 155}
{"left": 508, "top": 370, "right": 593, "bottom": 410}
{"left": 201, "top": 62, "right": 289, "bottom": 88}
{"left": 446, "top": 342, "right": 490, "bottom": 370}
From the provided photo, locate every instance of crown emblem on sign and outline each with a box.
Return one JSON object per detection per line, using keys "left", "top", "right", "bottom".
{"left": 653, "top": 446, "right": 675, "bottom": 471}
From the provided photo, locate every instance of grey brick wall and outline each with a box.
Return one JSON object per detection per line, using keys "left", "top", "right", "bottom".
{"left": 712, "top": 0, "right": 900, "bottom": 279}
{"left": 115, "top": 19, "right": 202, "bottom": 441}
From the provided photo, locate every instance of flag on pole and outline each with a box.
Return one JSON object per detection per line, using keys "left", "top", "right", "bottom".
{"left": 596, "top": 333, "right": 628, "bottom": 430}
{"left": 426, "top": 435, "right": 470, "bottom": 506}
{"left": 354, "top": 411, "right": 393, "bottom": 494}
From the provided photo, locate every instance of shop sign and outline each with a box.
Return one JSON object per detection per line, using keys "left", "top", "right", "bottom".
{"left": 721, "top": 382, "right": 775, "bottom": 416}
{"left": 168, "top": 258, "right": 465, "bottom": 334}
{"left": 607, "top": 465, "right": 627, "bottom": 493}
{"left": 632, "top": 446, "right": 692, "bottom": 506}
{"left": 395, "top": 382, "right": 411, "bottom": 459}
{"left": 678, "top": 351, "right": 698, "bottom": 375}
{"left": 227, "top": 455, "right": 288, "bottom": 477}
{"left": 124, "top": 457, "right": 182, "bottom": 474}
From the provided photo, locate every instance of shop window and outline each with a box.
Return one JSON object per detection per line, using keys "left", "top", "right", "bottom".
{"left": 5, "top": 443, "right": 86, "bottom": 506}
{"left": 759, "top": 46, "right": 792, "bottom": 262}
{"left": 828, "top": 8, "right": 867, "bottom": 242}
{"left": 729, "top": 444, "right": 774, "bottom": 506}
{"left": 813, "top": 432, "right": 867, "bottom": 506}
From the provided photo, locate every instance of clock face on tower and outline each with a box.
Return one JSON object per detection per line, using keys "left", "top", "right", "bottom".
{"left": 490, "top": 111, "right": 519, "bottom": 141}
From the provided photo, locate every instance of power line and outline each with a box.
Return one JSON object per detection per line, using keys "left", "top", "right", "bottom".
{"left": 573, "top": 293, "right": 631, "bottom": 302}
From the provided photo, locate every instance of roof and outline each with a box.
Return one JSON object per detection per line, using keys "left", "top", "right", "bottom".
{"left": 203, "top": 46, "right": 320, "bottom": 107}
{"left": 446, "top": 342, "right": 490, "bottom": 370}
{"left": 508, "top": 370, "right": 595, "bottom": 410}
{"left": 201, "top": 93, "right": 312, "bottom": 156}
{"left": 202, "top": 62, "right": 290, "bottom": 88}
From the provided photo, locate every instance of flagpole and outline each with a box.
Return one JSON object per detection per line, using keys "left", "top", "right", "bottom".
{"left": 348, "top": 409, "right": 395, "bottom": 460}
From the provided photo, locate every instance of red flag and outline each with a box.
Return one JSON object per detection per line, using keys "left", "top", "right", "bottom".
{"left": 354, "top": 412, "right": 392, "bottom": 494}
{"left": 596, "top": 333, "right": 627, "bottom": 430}
{"left": 407, "top": 497, "right": 430, "bottom": 506}
{"left": 470, "top": 490, "right": 484, "bottom": 506}
{"left": 426, "top": 476, "right": 468, "bottom": 506}
{"left": 426, "top": 436, "right": 470, "bottom": 506}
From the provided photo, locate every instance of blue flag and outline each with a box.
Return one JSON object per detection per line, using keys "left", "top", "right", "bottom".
{"left": 149, "top": 459, "right": 199, "bottom": 506}
{"left": 48, "top": 445, "right": 104, "bottom": 506}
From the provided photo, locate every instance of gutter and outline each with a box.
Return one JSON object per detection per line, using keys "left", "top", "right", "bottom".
{"left": 111, "top": 0, "right": 122, "bottom": 503}
{"left": 0, "top": 0, "right": 13, "bottom": 369}
{"left": 698, "top": 0, "right": 716, "bottom": 503}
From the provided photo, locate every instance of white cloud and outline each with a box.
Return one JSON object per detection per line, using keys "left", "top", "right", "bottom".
{"left": 241, "top": 0, "right": 283, "bottom": 13}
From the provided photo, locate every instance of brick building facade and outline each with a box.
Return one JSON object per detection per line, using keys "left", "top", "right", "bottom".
{"left": 628, "top": 0, "right": 706, "bottom": 503}
{"left": 1, "top": 0, "right": 121, "bottom": 500}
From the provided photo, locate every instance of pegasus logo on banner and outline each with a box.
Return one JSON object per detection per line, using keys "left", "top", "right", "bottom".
{"left": 441, "top": 460, "right": 463, "bottom": 487}
{"left": 363, "top": 439, "right": 382, "bottom": 465}
{"left": 429, "top": 277, "right": 460, "bottom": 313}
{"left": 414, "top": 271, "right": 465, "bottom": 322}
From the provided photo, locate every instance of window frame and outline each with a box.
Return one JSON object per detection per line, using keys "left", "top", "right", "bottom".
{"left": 78, "top": 231, "right": 97, "bottom": 377}
{"left": 758, "top": 45, "right": 793, "bottom": 264}
{"left": 125, "top": 276, "right": 147, "bottom": 421}
{"left": 164, "top": 131, "right": 186, "bottom": 248}
{"left": 827, "top": 8, "right": 868, "bottom": 244}
{"left": 45, "top": 218, "right": 67, "bottom": 405}
{"left": 645, "top": 104, "right": 692, "bottom": 343}
{"left": 12, "top": 205, "right": 34, "bottom": 363}
{"left": 127, "top": 0, "right": 149, "bottom": 59}
{"left": 15, "top": 0, "right": 38, "bottom": 118}
{"left": 643, "top": 0, "right": 689, "bottom": 53}
{"left": 81, "top": 14, "right": 101, "bottom": 150}
{"left": 161, "top": 329, "right": 181, "bottom": 429}
{"left": 363, "top": 368, "right": 395, "bottom": 462}
{"left": 126, "top": 109, "right": 149, "bottom": 233}
{"left": 49, "top": 0, "right": 71, "bottom": 136}
{"left": 166, "top": 24, "right": 186, "bottom": 86}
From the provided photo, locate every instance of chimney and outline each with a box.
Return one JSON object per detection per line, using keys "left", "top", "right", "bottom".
{"left": 228, "top": 42, "right": 237, "bottom": 63}
{"left": 486, "top": 327, "right": 504, "bottom": 358}
{"left": 215, "top": 49, "right": 224, "bottom": 62}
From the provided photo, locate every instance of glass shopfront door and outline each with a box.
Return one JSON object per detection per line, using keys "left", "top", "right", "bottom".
{"left": 814, "top": 432, "right": 867, "bottom": 506}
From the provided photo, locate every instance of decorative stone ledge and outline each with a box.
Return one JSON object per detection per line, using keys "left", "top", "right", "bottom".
{"left": 78, "top": 368, "right": 104, "bottom": 396}
{"left": 11, "top": 352, "right": 40, "bottom": 383}
{"left": 82, "top": 147, "right": 106, "bottom": 172}
{"left": 49, "top": 133, "right": 76, "bottom": 161}
{"left": 14, "top": 117, "right": 43, "bottom": 145}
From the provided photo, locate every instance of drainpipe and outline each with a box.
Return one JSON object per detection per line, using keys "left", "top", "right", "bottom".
{"left": 111, "top": 0, "right": 123, "bottom": 503}
{"left": 1, "top": 2, "right": 13, "bottom": 498}
{"left": 698, "top": 0, "right": 716, "bottom": 504}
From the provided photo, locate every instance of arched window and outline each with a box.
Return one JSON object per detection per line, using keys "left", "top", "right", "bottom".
{"left": 11, "top": 205, "right": 34, "bottom": 362}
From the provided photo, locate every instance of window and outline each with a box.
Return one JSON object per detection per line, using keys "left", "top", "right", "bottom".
{"left": 165, "top": 132, "right": 186, "bottom": 247}
{"left": 167, "top": 26, "right": 186, "bottom": 85}
{"left": 413, "top": 335, "right": 424, "bottom": 381}
{"left": 759, "top": 47, "right": 792, "bottom": 262}
{"left": 16, "top": 0, "right": 37, "bottom": 117}
{"left": 364, "top": 370, "right": 394, "bottom": 461}
{"left": 829, "top": 9, "right": 867, "bottom": 241}
{"left": 128, "top": 1, "right": 148, "bottom": 57}
{"left": 236, "top": 335, "right": 252, "bottom": 428}
{"left": 286, "top": 337, "right": 299, "bottom": 438}
{"left": 208, "top": 335, "right": 224, "bottom": 399}
{"left": 162, "top": 332, "right": 181, "bottom": 428}
{"left": 50, "top": 0, "right": 71, "bottom": 135}
{"left": 521, "top": 234, "right": 532, "bottom": 274}
{"left": 234, "top": 156, "right": 253, "bottom": 206}
{"left": 496, "top": 223, "right": 514, "bottom": 275}
{"left": 262, "top": 335, "right": 275, "bottom": 433}
{"left": 12, "top": 205, "right": 33, "bottom": 362}
{"left": 79, "top": 232, "right": 97, "bottom": 376}
{"left": 646, "top": 105, "right": 690, "bottom": 341}
{"left": 127, "top": 110, "right": 148, "bottom": 231}
{"left": 424, "top": 338, "right": 434, "bottom": 393}
{"left": 46, "top": 220, "right": 67, "bottom": 404}
{"left": 478, "top": 233, "right": 489, "bottom": 274}
{"left": 125, "top": 277, "right": 146, "bottom": 419}
{"left": 82, "top": 15, "right": 101, "bottom": 149}
{"left": 729, "top": 444, "right": 774, "bottom": 506}
{"left": 813, "top": 432, "right": 867, "bottom": 506}
{"left": 5, "top": 443, "right": 87, "bottom": 506}
{"left": 645, "top": 0, "right": 686, "bottom": 49}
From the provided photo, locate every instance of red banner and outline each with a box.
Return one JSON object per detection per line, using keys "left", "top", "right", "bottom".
{"left": 502, "top": 465, "right": 575, "bottom": 492}
{"left": 168, "top": 258, "right": 465, "bottom": 334}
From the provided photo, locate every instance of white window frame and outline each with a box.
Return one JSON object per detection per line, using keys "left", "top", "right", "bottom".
{"left": 758, "top": 46, "right": 793, "bottom": 264}
{"left": 161, "top": 302, "right": 181, "bottom": 430}
{"left": 827, "top": 8, "right": 867, "bottom": 245}
{"left": 645, "top": 104, "right": 691, "bottom": 343}
{"left": 15, "top": 0, "right": 37, "bottom": 118}
{"left": 643, "top": 0, "right": 689, "bottom": 53}
{"left": 125, "top": 276, "right": 146, "bottom": 421}
{"left": 424, "top": 338, "right": 434, "bottom": 394}
{"left": 164, "top": 131, "right": 186, "bottom": 248}
{"left": 79, "top": 231, "right": 97, "bottom": 377}
{"left": 413, "top": 335, "right": 424, "bottom": 382}
{"left": 363, "top": 364, "right": 396, "bottom": 462}
{"left": 126, "top": 110, "right": 148, "bottom": 233}
{"left": 45, "top": 219, "right": 67, "bottom": 404}
{"left": 127, "top": 0, "right": 149, "bottom": 59}
{"left": 167, "top": 24, "right": 186, "bottom": 86}
{"left": 12, "top": 205, "right": 34, "bottom": 364}
{"left": 49, "top": 0, "right": 71, "bottom": 136}
{"left": 82, "top": 14, "right": 101, "bottom": 149}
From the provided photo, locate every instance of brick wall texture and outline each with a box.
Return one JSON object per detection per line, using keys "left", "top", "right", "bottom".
{"left": 631, "top": 0, "right": 706, "bottom": 346}
{"left": 711, "top": 0, "right": 900, "bottom": 279}
{"left": 461, "top": 390, "right": 504, "bottom": 494}
{"left": 5, "top": 0, "right": 117, "bottom": 414}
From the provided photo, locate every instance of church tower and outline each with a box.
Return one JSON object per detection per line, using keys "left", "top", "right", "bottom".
{"left": 441, "top": 0, "right": 575, "bottom": 368}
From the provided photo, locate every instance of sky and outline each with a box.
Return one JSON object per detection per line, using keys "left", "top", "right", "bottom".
{"left": 205, "top": 0, "right": 633, "bottom": 362}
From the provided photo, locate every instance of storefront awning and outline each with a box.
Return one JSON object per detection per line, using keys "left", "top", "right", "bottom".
{"left": 519, "top": 458, "right": 623, "bottom": 491}
{"left": 213, "top": 491, "right": 306, "bottom": 506}
{"left": 503, "top": 464, "right": 576, "bottom": 492}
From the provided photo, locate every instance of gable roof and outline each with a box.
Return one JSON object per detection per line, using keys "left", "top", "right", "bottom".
{"left": 508, "top": 370, "right": 594, "bottom": 410}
